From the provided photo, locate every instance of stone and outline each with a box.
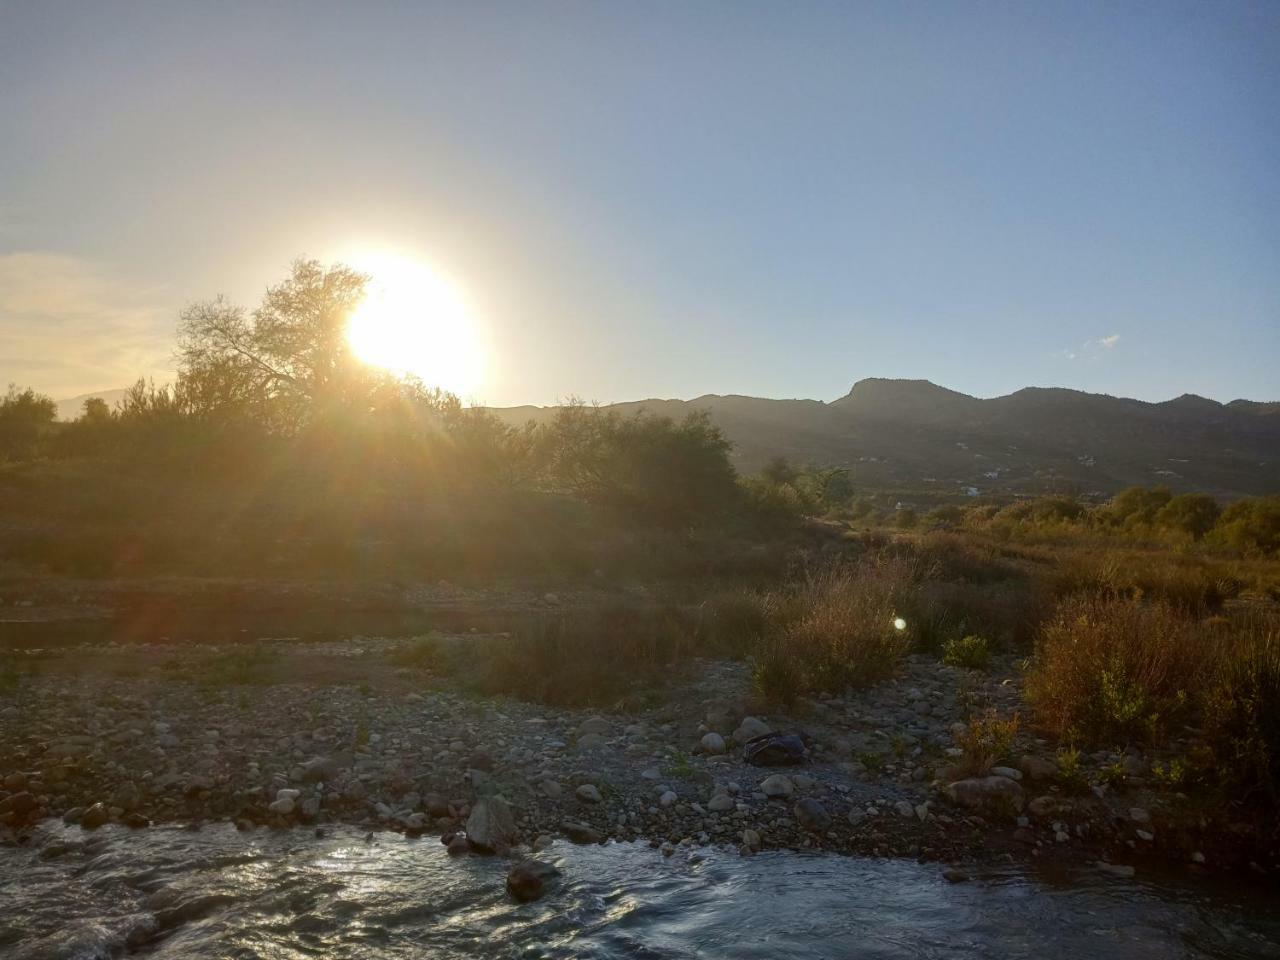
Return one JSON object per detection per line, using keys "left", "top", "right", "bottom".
{"left": 80, "top": 802, "right": 110, "bottom": 829}
{"left": 268, "top": 798, "right": 295, "bottom": 815}
{"left": 561, "top": 821, "right": 604, "bottom": 845}
{"left": 1122, "top": 754, "right": 1148, "bottom": 778}
{"left": 707, "top": 793, "right": 735, "bottom": 812}
{"left": 659, "top": 791, "right": 678, "bottom": 807}
{"left": 1019, "top": 755, "right": 1057, "bottom": 781}
{"left": 507, "top": 860, "right": 561, "bottom": 902}
{"left": 946, "top": 776, "right": 1024, "bottom": 815}
{"left": 1129, "top": 807, "right": 1151, "bottom": 824}
{"left": 447, "top": 834, "right": 471, "bottom": 856}
{"left": 759, "top": 775, "right": 794, "bottom": 798}
{"left": 943, "top": 868, "right": 969, "bottom": 883}
{"left": 575, "top": 784, "right": 603, "bottom": 804}
{"left": 1096, "top": 861, "right": 1135, "bottom": 878}
{"left": 539, "top": 779, "right": 562, "bottom": 798}
{"left": 3, "top": 772, "right": 27, "bottom": 791}
{"left": 991, "top": 766, "right": 1022, "bottom": 781}
{"left": 733, "top": 717, "right": 772, "bottom": 745}
{"left": 742, "top": 828, "right": 762, "bottom": 850}
{"left": 300, "top": 756, "right": 341, "bottom": 783}
{"left": 700, "top": 732, "right": 727, "bottom": 755}
{"left": 793, "top": 798, "right": 832, "bottom": 832}
{"left": 1027, "top": 795, "right": 1074, "bottom": 819}
{"left": 1, "top": 792, "right": 36, "bottom": 817}
{"left": 577, "top": 733, "right": 608, "bottom": 752}
{"left": 893, "top": 800, "right": 914, "bottom": 819}
{"left": 465, "top": 797, "right": 520, "bottom": 853}
{"left": 577, "top": 717, "right": 611, "bottom": 738}
{"left": 111, "top": 782, "right": 142, "bottom": 811}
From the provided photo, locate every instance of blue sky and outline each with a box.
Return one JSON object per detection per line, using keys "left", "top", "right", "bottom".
{"left": 1, "top": 0, "right": 1276, "bottom": 405}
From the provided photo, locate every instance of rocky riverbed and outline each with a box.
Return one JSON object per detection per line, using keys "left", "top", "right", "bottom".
{"left": 0, "top": 633, "right": 1273, "bottom": 879}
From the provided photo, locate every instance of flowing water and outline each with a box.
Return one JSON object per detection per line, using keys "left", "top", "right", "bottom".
{"left": 2, "top": 823, "right": 1277, "bottom": 959}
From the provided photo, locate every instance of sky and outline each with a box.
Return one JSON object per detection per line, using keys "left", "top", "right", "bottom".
{"left": 1, "top": 0, "right": 1277, "bottom": 407}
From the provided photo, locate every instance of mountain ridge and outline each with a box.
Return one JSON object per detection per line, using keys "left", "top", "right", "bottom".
{"left": 489, "top": 378, "right": 1280, "bottom": 499}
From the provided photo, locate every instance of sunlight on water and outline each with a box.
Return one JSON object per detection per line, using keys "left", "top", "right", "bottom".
{"left": 1, "top": 823, "right": 1277, "bottom": 960}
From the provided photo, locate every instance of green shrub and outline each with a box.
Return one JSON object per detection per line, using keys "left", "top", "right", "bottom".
{"left": 1055, "top": 746, "right": 1090, "bottom": 794}
{"left": 942, "top": 634, "right": 992, "bottom": 670}
{"left": 953, "top": 708, "right": 1019, "bottom": 777}
{"left": 1203, "top": 612, "right": 1280, "bottom": 804}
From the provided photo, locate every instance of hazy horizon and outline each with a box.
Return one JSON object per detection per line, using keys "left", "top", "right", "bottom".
{"left": 3, "top": 1, "right": 1278, "bottom": 407}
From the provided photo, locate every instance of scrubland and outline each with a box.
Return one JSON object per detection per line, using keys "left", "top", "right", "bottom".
{"left": 2, "top": 260, "right": 1278, "bottom": 870}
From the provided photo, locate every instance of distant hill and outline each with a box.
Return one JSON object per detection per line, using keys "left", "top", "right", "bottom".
{"left": 55, "top": 389, "right": 129, "bottom": 421}
{"left": 491, "top": 379, "right": 1280, "bottom": 499}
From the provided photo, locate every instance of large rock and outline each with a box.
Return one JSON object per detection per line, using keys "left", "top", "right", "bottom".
{"left": 1019, "top": 755, "right": 1057, "bottom": 781}
{"left": 507, "top": 859, "right": 561, "bottom": 902}
{"left": 947, "top": 777, "right": 1024, "bottom": 815}
{"left": 301, "top": 756, "right": 342, "bottom": 783}
{"left": 733, "top": 717, "right": 772, "bottom": 745}
{"left": 575, "top": 784, "right": 603, "bottom": 804}
{"left": 80, "top": 802, "right": 110, "bottom": 829}
{"left": 759, "top": 775, "right": 794, "bottom": 798}
{"left": 793, "top": 798, "right": 831, "bottom": 832}
{"left": 700, "top": 732, "right": 727, "bottom": 755}
{"left": 465, "top": 797, "right": 520, "bottom": 853}
{"left": 561, "top": 821, "right": 604, "bottom": 845}
{"left": 0, "top": 792, "right": 36, "bottom": 817}
{"left": 577, "top": 717, "right": 611, "bottom": 738}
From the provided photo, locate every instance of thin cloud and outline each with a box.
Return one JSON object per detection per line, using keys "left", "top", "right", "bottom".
{"left": 1064, "top": 333, "right": 1121, "bottom": 361}
{"left": 0, "top": 252, "right": 176, "bottom": 398}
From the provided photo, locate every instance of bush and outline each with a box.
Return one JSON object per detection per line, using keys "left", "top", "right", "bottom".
{"left": 1026, "top": 594, "right": 1205, "bottom": 744}
{"left": 753, "top": 566, "right": 911, "bottom": 702}
{"left": 1203, "top": 612, "right": 1280, "bottom": 804}
{"left": 1156, "top": 493, "right": 1221, "bottom": 541}
{"left": 1051, "top": 550, "right": 1237, "bottom": 615}
{"left": 942, "top": 634, "right": 992, "bottom": 670}
{"left": 544, "top": 404, "right": 739, "bottom": 527}
{"left": 468, "top": 602, "right": 696, "bottom": 706}
{"left": 1214, "top": 497, "right": 1280, "bottom": 557}
{"left": 0, "top": 385, "right": 56, "bottom": 461}
{"left": 696, "top": 590, "right": 774, "bottom": 656}
{"left": 953, "top": 708, "right": 1019, "bottom": 777}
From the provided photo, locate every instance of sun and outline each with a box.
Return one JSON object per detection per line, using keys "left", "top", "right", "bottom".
{"left": 344, "top": 251, "right": 483, "bottom": 397}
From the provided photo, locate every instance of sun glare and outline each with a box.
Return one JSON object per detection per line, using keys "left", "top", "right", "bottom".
{"left": 344, "top": 251, "right": 483, "bottom": 397}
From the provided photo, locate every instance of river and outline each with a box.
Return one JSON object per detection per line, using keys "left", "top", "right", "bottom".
{"left": 1, "top": 822, "right": 1277, "bottom": 959}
